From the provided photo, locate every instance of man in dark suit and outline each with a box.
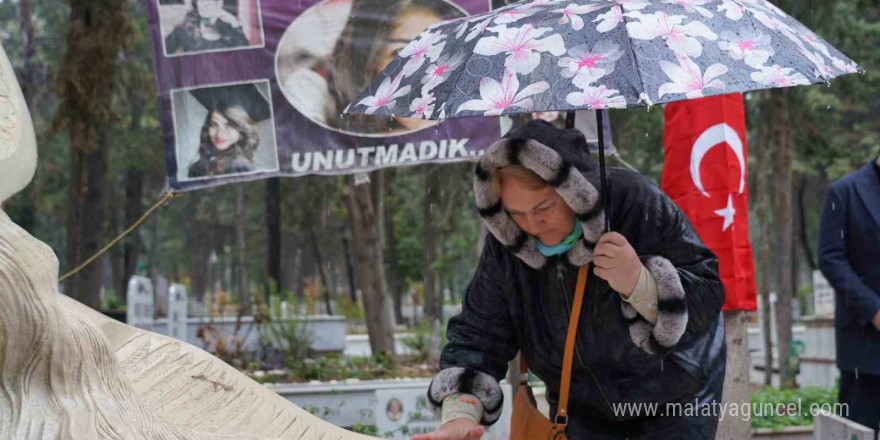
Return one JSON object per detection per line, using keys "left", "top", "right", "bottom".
{"left": 818, "top": 156, "right": 880, "bottom": 437}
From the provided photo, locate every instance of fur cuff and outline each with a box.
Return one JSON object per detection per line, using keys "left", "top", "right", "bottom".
{"left": 474, "top": 137, "right": 604, "bottom": 270}
{"left": 427, "top": 367, "right": 504, "bottom": 426}
{"left": 621, "top": 256, "right": 688, "bottom": 355}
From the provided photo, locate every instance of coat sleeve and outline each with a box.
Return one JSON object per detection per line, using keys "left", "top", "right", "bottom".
{"left": 620, "top": 186, "right": 726, "bottom": 355}
{"left": 817, "top": 185, "right": 880, "bottom": 327}
{"left": 427, "top": 236, "right": 519, "bottom": 426}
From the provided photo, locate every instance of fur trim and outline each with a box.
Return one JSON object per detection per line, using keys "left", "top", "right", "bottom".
{"left": 428, "top": 367, "right": 504, "bottom": 426}
{"left": 621, "top": 256, "right": 688, "bottom": 355}
{"left": 474, "top": 138, "right": 604, "bottom": 270}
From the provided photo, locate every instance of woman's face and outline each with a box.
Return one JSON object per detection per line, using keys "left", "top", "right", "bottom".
{"left": 194, "top": 0, "right": 224, "bottom": 19}
{"left": 208, "top": 111, "right": 241, "bottom": 151}
{"left": 381, "top": 8, "right": 444, "bottom": 131}
{"left": 500, "top": 177, "right": 577, "bottom": 246}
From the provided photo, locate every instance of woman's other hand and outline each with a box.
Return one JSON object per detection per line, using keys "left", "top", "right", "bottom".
{"left": 593, "top": 232, "right": 642, "bottom": 298}
{"left": 411, "top": 419, "right": 485, "bottom": 440}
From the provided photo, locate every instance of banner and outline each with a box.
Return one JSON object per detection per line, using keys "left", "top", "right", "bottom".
{"left": 146, "top": 0, "right": 506, "bottom": 192}
{"left": 662, "top": 94, "right": 757, "bottom": 311}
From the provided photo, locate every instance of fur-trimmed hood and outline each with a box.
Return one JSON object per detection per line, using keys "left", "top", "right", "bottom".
{"left": 474, "top": 120, "right": 605, "bottom": 270}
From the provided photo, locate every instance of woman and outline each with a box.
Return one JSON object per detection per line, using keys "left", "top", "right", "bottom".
{"left": 327, "top": 0, "right": 463, "bottom": 134}
{"left": 187, "top": 104, "right": 259, "bottom": 178}
{"left": 165, "top": 0, "right": 250, "bottom": 54}
{"left": 415, "top": 120, "right": 727, "bottom": 440}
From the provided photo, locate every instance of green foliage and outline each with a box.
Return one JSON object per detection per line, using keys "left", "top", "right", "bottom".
{"left": 402, "top": 320, "right": 446, "bottom": 363}
{"left": 750, "top": 386, "right": 839, "bottom": 430}
{"left": 349, "top": 424, "right": 378, "bottom": 436}
{"left": 285, "top": 353, "right": 395, "bottom": 382}
{"left": 263, "top": 317, "right": 313, "bottom": 362}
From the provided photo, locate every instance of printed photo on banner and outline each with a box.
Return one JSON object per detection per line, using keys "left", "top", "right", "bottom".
{"left": 171, "top": 80, "right": 279, "bottom": 182}
{"left": 157, "top": 0, "right": 264, "bottom": 57}
{"left": 275, "top": 0, "right": 466, "bottom": 137}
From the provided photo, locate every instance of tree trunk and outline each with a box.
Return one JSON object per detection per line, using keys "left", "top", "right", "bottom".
{"left": 266, "top": 178, "right": 282, "bottom": 302}
{"left": 346, "top": 172, "right": 396, "bottom": 355}
{"left": 59, "top": 0, "right": 129, "bottom": 309}
{"left": 755, "top": 100, "right": 775, "bottom": 387}
{"left": 384, "top": 168, "right": 405, "bottom": 324}
{"left": 423, "top": 165, "right": 440, "bottom": 324}
{"left": 235, "top": 186, "right": 250, "bottom": 314}
{"left": 341, "top": 230, "right": 358, "bottom": 304}
{"left": 769, "top": 89, "right": 796, "bottom": 389}
{"left": 308, "top": 224, "right": 333, "bottom": 315}
{"left": 717, "top": 310, "right": 752, "bottom": 439}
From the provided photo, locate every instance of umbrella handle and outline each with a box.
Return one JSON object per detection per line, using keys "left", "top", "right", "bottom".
{"left": 595, "top": 110, "right": 611, "bottom": 234}
{"left": 566, "top": 110, "right": 611, "bottom": 234}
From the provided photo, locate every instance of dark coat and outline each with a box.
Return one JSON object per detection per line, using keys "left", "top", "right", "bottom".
{"left": 427, "top": 121, "right": 726, "bottom": 439}
{"left": 818, "top": 160, "right": 880, "bottom": 375}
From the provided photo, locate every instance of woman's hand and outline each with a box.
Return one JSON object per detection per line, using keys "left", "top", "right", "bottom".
{"left": 593, "top": 232, "right": 642, "bottom": 298}
{"left": 411, "top": 419, "right": 485, "bottom": 440}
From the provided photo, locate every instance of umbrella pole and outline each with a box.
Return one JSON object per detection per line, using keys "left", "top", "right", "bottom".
{"left": 595, "top": 109, "right": 610, "bottom": 233}
{"left": 565, "top": 111, "right": 576, "bottom": 129}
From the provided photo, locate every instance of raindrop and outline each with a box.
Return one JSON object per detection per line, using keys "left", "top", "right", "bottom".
{"left": 840, "top": 230, "right": 844, "bottom": 239}
{"left": 856, "top": 367, "right": 859, "bottom": 380}
{"left": 827, "top": 105, "right": 831, "bottom": 110}
{"left": 660, "top": 359, "right": 664, "bottom": 372}
{"left": 825, "top": 80, "right": 832, "bottom": 88}
{"left": 646, "top": 104, "right": 653, "bottom": 112}
{"left": 645, "top": 133, "right": 649, "bottom": 138}
{"left": 831, "top": 202, "right": 835, "bottom": 211}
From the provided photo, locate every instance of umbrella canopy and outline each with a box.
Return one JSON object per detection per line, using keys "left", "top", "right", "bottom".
{"left": 345, "top": 0, "right": 862, "bottom": 120}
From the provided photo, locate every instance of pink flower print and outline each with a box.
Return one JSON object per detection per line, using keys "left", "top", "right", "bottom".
{"left": 594, "top": 6, "right": 624, "bottom": 33}
{"left": 750, "top": 65, "right": 809, "bottom": 87}
{"left": 553, "top": 3, "right": 605, "bottom": 31}
{"left": 558, "top": 40, "right": 624, "bottom": 88}
{"left": 658, "top": 55, "right": 728, "bottom": 99}
{"left": 474, "top": 24, "right": 566, "bottom": 75}
{"left": 718, "top": 0, "right": 744, "bottom": 20}
{"left": 409, "top": 93, "right": 436, "bottom": 119}
{"left": 566, "top": 85, "right": 627, "bottom": 109}
{"left": 493, "top": 7, "right": 538, "bottom": 25}
{"left": 357, "top": 75, "right": 412, "bottom": 114}
{"left": 420, "top": 52, "right": 466, "bottom": 95}
{"left": 718, "top": 28, "right": 773, "bottom": 69}
{"left": 456, "top": 68, "right": 549, "bottom": 116}
{"left": 398, "top": 30, "right": 446, "bottom": 77}
{"left": 626, "top": 11, "right": 718, "bottom": 58}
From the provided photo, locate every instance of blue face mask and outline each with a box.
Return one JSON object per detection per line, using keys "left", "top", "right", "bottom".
{"left": 536, "top": 221, "right": 583, "bottom": 257}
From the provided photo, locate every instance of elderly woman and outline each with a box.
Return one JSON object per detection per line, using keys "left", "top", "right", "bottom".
{"left": 415, "top": 120, "right": 726, "bottom": 440}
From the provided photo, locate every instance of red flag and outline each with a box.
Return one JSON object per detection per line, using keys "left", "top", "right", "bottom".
{"left": 662, "top": 94, "right": 757, "bottom": 311}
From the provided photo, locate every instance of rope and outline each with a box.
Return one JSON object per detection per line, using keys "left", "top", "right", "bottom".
{"left": 59, "top": 191, "right": 178, "bottom": 282}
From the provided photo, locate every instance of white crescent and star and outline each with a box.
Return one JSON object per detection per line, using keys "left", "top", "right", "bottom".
{"left": 689, "top": 123, "right": 745, "bottom": 232}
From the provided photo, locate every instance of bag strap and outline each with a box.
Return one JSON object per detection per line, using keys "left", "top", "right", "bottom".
{"left": 518, "top": 264, "right": 589, "bottom": 426}
{"left": 556, "top": 264, "right": 588, "bottom": 426}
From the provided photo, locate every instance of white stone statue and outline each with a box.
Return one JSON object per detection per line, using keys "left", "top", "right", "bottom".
{"left": 0, "top": 44, "right": 375, "bottom": 440}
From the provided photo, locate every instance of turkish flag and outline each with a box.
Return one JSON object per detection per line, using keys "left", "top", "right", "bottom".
{"left": 662, "top": 94, "right": 757, "bottom": 311}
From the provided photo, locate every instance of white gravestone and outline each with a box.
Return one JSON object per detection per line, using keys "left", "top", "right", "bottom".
{"left": 168, "top": 284, "right": 188, "bottom": 341}
{"left": 126, "top": 275, "right": 154, "bottom": 331}
{"left": 375, "top": 383, "right": 512, "bottom": 440}
{"left": 812, "top": 270, "right": 835, "bottom": 317}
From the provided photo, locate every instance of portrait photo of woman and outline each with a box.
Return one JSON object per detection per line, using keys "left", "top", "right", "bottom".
{"left": 276, "top": 0, "right": 465, "bottom": 136}
{"left": 171, "top": 81, "right": 279, "bottom": 182}
{"left": 158, "top": 0, "right": 264, "bottom": 56}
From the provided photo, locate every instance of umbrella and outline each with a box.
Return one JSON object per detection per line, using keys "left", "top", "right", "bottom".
{"left": 345, "top": 0, "right": 863, "bottom": 229}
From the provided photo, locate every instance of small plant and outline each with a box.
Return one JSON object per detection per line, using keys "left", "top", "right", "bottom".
{"left": 402, "top": 320, "right": 446, "bottom": 363}
{"left": 349, "top": 424, "right": 378, "bottom": 435}
{"left": 750, "top": 386, "right": 839, "bottom": 430}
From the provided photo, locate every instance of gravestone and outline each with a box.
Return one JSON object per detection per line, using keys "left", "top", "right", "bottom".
{"left": 375, "top": 384, "right": 512, "bottom": 440}
{"left": 126, "top": 275, "right": 154, "bottom": 331}
{"left": 813, "top": 413, "right": 875, "bottom": 440}
{"left": 168, "top": 284, "right": 188, "bottom": 341}
{"left": 812, "top": 270, "right": 835, "bottom": 317}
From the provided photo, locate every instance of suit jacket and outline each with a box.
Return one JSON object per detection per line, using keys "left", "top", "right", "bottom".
{"left": 818, "top": 160, "right": 880, "bottom": 375}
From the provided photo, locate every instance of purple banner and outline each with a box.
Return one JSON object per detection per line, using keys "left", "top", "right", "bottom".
{"left": 145, "top": 0, "right": 501, "bottom": 191}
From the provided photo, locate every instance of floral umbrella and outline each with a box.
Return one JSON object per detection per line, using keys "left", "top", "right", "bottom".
{"left": 345, "top": 0, "right": 862, "bottom": 120}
